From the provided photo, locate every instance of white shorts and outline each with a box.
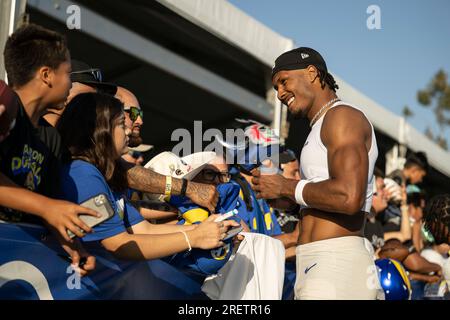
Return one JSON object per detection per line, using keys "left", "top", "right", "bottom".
{"left": 295, "top": 236, "right": 380, "bottom": 300}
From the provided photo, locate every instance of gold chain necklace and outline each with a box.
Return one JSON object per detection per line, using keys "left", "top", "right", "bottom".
{"left": 309, "top": 97, "right": 340, "bottom": 127}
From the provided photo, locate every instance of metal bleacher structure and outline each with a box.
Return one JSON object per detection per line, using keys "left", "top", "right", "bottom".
{"left": 2, "top": 0, "right": 450, "bottom": 194}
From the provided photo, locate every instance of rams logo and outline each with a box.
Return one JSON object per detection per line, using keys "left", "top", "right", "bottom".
{"left": 210, "top": 243, "right": 231, "bottom": 260}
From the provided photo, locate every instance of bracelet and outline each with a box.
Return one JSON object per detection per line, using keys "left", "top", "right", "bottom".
{"left": 180, "top": 231, "right": 192, "bottom": 252}
{"left": 164, "top": 175, "right": 172, "bottom": 201}
{"left": 295, "top": 180, "right": 310, "bottom": 206}
{"left": 180, "top": 178, "right": 188, "bottom": 197}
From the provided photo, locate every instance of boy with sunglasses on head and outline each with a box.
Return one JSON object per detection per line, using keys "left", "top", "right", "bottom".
{"left": 42, "top": 60, "right": 117, "bottom": 127}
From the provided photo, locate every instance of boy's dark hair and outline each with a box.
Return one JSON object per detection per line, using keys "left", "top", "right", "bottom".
{"left": 404, "top": 151, "right": 428, "bottom": 172}
{"left": 3, "top": 23, "right": 69, "bottom": 87}
{"left": 423, "top": 194, "right": 450, "bottom": 244}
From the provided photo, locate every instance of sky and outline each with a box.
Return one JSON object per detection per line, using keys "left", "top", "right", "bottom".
{"left": 228, "top": 0, "right": 450, "bottom": 145}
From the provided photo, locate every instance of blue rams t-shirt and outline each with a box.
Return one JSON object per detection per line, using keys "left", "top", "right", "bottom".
{"left": 231, "top": 179, "right": 282, "bottom": 237}
{"left": 59, "top": 160, "right": 144, "bottom": 242}
{"left": 165, "top": 183, "right": 242, "bottom": 275}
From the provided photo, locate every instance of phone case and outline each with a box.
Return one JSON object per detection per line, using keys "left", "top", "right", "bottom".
{"left": 223, "top": 225, "right": 243, "bottom": 241}
{"left": 67, "top": 193, "right": 115, "bottom": 239}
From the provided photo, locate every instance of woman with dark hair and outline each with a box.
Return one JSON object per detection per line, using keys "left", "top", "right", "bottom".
{"left": 57, "top": 92, "right": 237, "bottom": 260}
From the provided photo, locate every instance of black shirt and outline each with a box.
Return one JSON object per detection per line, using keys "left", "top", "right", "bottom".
{"left": 0, "top": 101, "right": 62, "bottom": 222}
{"left": 364, "top": 217, "right": 385, "bottom": 250}
{"left": 38, "top": 117, "right": 63, "bottom": 161}
{"left": 275, "top": 210, "right": 299, "bottom": 233}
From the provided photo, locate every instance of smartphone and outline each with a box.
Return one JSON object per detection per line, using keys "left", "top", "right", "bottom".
{"left": 67, "top": 193, "right": 115, "bottom": 239}
{"left": 223, "top": 225, "right": 243, "bottom": 241}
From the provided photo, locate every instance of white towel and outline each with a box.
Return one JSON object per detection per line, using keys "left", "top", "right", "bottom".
{"left": 201, "top": 232, "right": 285, "bottom": 300}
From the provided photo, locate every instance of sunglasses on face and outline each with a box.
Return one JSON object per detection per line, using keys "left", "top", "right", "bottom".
{"left": 70, "top": 68, "right": 103, "bottom": 82}
{"left": 124, "top": 106, "right": 143, "bottom": 122}
{"left": 201, "top": 169, "right": 230, "bottom": 183}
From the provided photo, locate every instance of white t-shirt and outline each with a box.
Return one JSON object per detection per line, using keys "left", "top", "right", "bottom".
{"left": 298, "top": 101, "right": 378, "bottom": 212}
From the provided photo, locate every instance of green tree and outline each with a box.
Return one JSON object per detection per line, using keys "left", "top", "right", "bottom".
{"left": 402, "top": 105, "right": 414, "bottom": 119}
{"left": 417, "top": 69, "right": 450, "bottom": 150}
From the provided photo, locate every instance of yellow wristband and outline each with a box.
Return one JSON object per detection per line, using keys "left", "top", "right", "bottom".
{"left": 164, "top": 175, "right": 172, "bottom": 201}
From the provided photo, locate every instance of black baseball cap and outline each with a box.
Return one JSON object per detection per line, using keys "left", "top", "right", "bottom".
{"left": 272, "top": 47, "right": 328, "bottom": 79}
{"left": 279, "top": 148, "right": 297, "bottom": 164}
{"left": 70, "top": 59, "right": 117, "bottom": 95}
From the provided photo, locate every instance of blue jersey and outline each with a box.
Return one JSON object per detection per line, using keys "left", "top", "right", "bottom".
{"left": 165, "top": 183, "right": 242, "bottom": 275}
{"left": 170, "top": 183, "right": 242, "bottom": 224}
{"left": 231, "top": 179, "right": 282, "bottom": 237}
{"left": 59, "top": 160, "right": 144, "bottom": 242}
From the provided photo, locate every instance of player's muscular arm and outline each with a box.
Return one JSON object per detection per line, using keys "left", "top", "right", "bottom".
{"left": 282, "top": 107, "right": 371, "bottom": 214}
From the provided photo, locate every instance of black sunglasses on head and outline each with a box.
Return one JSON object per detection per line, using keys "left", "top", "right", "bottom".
{"left": 70, "top": 68, "right": 103, "bottom": 82}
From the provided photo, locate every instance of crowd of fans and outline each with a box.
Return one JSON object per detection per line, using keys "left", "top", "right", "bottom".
{"left": 1, "top": 23, "right": 449, "bottom": 300}
{"left": 365, "top": 152, "right": 450, "bottom": 299}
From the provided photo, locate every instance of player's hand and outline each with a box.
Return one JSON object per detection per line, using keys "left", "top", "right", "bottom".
{"left": 251, "top": 169, "right": 285, "bottom": 199}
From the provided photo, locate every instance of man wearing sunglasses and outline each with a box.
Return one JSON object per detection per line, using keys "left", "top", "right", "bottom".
{"left": 115, "top": 86, "right": 143, "bottom": 148}
{"left": 113, "top": 87, "right": 220, "bottom": 213}
{"left": 193, "top": 166, "right": 231, "bottom": 186}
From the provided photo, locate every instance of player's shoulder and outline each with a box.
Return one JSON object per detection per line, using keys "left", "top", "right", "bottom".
{"left": 321, "top": 103, "right": 372, "bottom": 146}
{"left": 325, "top": 103, "right": 366, "bottom": 122}
{"left": 323, "top": 103, "right": 371, "bottom": 130}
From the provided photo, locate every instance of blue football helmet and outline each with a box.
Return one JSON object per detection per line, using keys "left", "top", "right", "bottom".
{"left": 375, "top": 258, "right": 411, "bottom": 300}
